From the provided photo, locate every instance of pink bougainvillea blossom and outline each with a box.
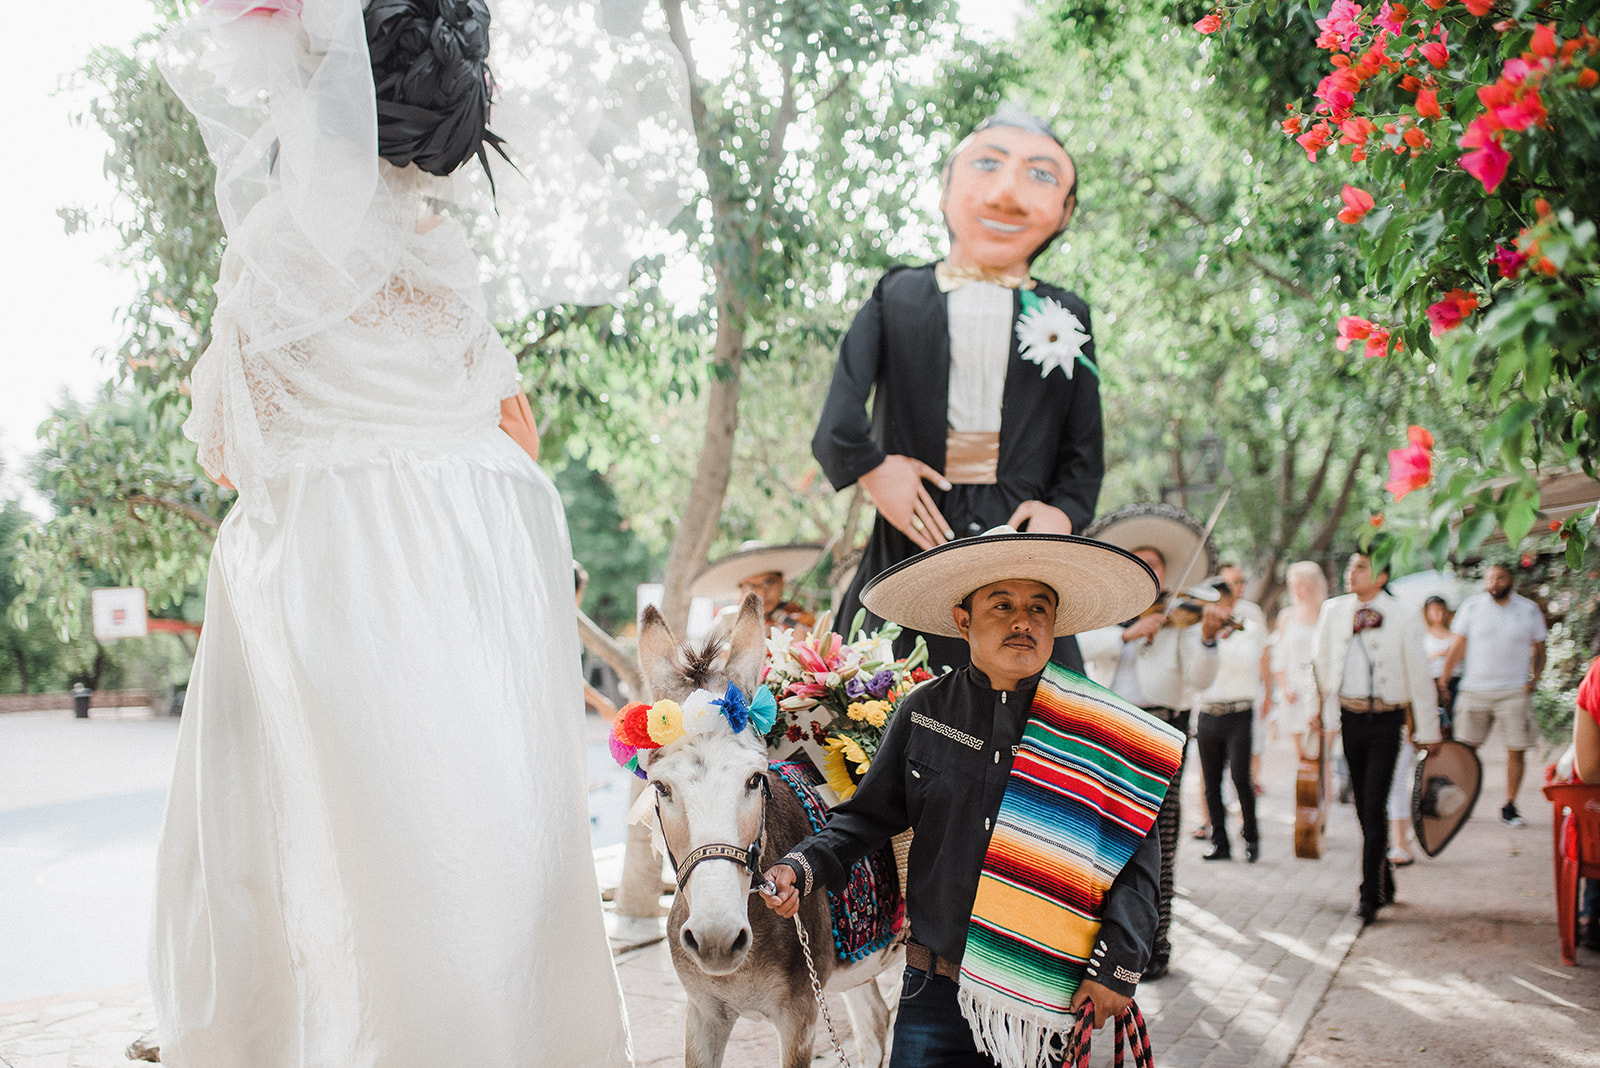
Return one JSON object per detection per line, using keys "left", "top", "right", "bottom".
{"left": 1459, "top": 133, "right": 1511, "bottom": 192}
{"left": 1337, "top": 184, "right": 1376, "bottom": 223}
{"left": 1415, "top": 87, "right": 1441, "bottom": 118}
{"left": 1462, "top": 0, "right": 1493, "bottom": 15}
{"left": 1316, "top": 0, "right": 1367, "bottom": 51}
{"left": 1195, "top": 10, "right": 1223, "bottom": 33}
{"left": 1426, "top": 288, "right": 1480, "bottom": 334}
{"left": 1385, "top": 426, "right": 1435, "bottom": 500}
{"left": 1376, "top": 1, "right": 1408, "bottom": 35}
{"left": 1491, "top": 244, "right": 1529, "bottom": 279}
{"left": 1422, "top": 40, "right": 1449, "bottom": 67}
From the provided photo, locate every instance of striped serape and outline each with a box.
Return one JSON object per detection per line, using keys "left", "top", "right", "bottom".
{"left": 958, "top": 662, "right": 1184, "bottom": 1068}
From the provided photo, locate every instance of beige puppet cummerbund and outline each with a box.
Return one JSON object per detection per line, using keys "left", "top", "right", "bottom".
{"left": 944, "top": 430, "right": 999, "bottom": 485}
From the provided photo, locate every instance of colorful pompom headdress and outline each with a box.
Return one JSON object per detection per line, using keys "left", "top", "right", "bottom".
{"left": 609, "top": 682, "right": 779, "bottom": 779}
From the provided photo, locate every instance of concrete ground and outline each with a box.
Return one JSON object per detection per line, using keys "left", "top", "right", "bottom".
{"left": 3, "top": 706, "right": 1596, "bottom": 1067}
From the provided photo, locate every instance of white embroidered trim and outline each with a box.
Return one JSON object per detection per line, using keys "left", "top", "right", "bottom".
{"left": 783, "top": 851, "right": 814, "bottom": 897}
{"left": 910, "top": 711, "right": 983, "bottom": 750}
{"left": 1113, "top": 965, "right": 1141, "bottom": 984}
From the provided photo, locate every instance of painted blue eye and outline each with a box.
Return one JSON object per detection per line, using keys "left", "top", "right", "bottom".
{"left": 1029, "top": 167, "right": 1060, "bottom": 185}
{"left": 971, "top": 157, "right": 1002, "bottom": 172}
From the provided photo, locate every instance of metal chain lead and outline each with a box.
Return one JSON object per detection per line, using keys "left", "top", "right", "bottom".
{"left": 792, "top": 912, "right": 854, "bottom": 1068}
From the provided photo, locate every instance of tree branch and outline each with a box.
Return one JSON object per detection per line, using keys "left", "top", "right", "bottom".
{"left": 122, "top": 493, "right": 221, "bottom": 534}
{"left": 1139, "top": 177, "right": 1318, "bottom": 303}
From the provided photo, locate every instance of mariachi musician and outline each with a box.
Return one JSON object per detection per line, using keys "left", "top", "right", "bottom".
{"left": 1078, "top": 502, "right": 1232, "bottom": 980}
{"left": 811, "top": 106, "right": 1102, "bottom": 671}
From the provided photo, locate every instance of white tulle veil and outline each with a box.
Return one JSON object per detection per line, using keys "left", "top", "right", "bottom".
{"left": 159, "top": 0, "right": 696, "bottom": 332}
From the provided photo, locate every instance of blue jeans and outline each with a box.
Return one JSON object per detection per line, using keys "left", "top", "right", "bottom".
{"left": 889, "top": 966, "right": 1066, "bottom": 1068}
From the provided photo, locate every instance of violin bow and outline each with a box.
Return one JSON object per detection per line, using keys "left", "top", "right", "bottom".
{"left": 1169, "top": 487, "right": 1231, "bottom": 595}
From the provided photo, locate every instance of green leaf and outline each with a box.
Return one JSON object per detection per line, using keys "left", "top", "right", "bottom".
{"left": 1458, "top": 507, "right": 1497, "bottom": 553}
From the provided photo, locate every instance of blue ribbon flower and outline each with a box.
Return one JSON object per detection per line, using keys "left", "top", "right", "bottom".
{"left": 749, "top": 686, "right": 778, "bottom": 734}
{"left": 714, "top": 683, "right": 751, "bottom": 733}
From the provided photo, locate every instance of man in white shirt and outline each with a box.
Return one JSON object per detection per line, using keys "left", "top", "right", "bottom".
{"left": 1193, "top": 564, "right": 1269, "bottom": 863}
{"left": 1313, "top": 551, "right": 1441, "bottom": 925}
{"left": 1439, "top": 564, "right": 1548, "bottom": 826}
{"left": 1080, "top": 546, "right": 1226, "bottom": 978}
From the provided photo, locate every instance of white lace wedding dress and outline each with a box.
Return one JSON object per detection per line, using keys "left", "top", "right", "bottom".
{"left": 149, "top": 170, "right": 631, "bottom": 1067}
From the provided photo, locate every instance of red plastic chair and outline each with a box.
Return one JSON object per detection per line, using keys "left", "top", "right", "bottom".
{"left": 1541, "top": 782, "right": 1600, "bottom": 966}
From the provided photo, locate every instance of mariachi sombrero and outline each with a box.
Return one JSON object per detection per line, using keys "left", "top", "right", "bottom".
{"left": 1083, "top": 502, "right": 1218, "bottom": 594}
{"left": 690, "top": 543, "right": 826, "bottom": 601}
{"left": 859, "top": 528, "right": 1158, "bottom": 638}
{"left": 1410, "top": 740, "right": 1483, "bottom": 858}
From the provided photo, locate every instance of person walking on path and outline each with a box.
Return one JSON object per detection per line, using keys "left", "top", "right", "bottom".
{"left": 758, "top": 531, "right": 1181, "bottom": 1066}
{"left": 1271, "top": 561, "right": 1328, "bottom": 763}
{"left": 811, "top": 107, "right": 1102, "bottom": 674}
{"left": 1439, "top": 563, "right": 1548, "bottom": 827}
{"left": 1079, "top": 545, "right": 1227, "bottom": 979}
{"left": 1193, "top": 563, "right": 1268, "bottom": 863}
{"left": 1312, "top": 550, "right": 1441, "bottom": 926}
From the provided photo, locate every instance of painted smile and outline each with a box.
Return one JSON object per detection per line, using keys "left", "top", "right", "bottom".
{"left": 978, "top": 218, "right": 1028, "bottom": 234}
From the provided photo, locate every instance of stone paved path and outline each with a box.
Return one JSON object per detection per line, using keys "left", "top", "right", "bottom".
{"left": 4, "top": 729, "right": 1576, "bottom": 1068}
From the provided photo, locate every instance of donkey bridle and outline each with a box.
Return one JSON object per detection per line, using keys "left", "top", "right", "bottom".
{"left": 656, "top": 771, "right": 771, "bottom": 892}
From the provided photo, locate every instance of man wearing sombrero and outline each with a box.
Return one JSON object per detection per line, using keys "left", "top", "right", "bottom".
{"left": 691, "top": 542, "right": 823, "bottom": 636}
{"left": 760, "top": 530, "right": 1183, "bottom": 1067}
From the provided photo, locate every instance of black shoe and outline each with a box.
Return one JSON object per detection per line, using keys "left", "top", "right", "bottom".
{"left": 1381, "top": 861, "right": 1396, "bottom": 906}
{"left": 1144, "top": 952, "right": 1170, "bottom": 980}
{"left": 1501, "top": 802, "right": 1526, "bottom": 827}
{"left": 1246, "top": 840, "right": 1260, "bottom": 863}
{"left": 1358, "top": 903, "right": 1379, "bottom": 927}
{"left": 1203, "top": 845, "right": 1232, "bottom": 861}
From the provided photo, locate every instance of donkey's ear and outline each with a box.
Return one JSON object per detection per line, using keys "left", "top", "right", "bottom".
{"left": 638, "top": 605, "right": 683, "bottom": 702}
{"left": 723, "top": 593, "right": 766, "bottom": 696}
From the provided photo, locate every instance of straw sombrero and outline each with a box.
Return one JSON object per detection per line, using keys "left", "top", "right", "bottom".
{"left": 859, "top": 529, "right": 1158, "bottom": 638}
{"left": 690, "top": 543, "right": 826, "bottom": 601}
{"left": 1083, "top": 502, "right": 1217, "bottom": 594}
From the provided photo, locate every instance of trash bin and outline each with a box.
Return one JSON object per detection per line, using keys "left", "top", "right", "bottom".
{"left": 72, "top": 683, "right": 92, "bottom": 719}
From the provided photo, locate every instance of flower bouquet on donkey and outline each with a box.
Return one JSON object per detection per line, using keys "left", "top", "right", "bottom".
{"left": 761, "top": 608, "right": 934, "bottom": 804}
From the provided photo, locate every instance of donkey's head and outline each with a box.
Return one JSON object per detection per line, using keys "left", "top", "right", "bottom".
{"left": 636, "top": 595, "right": 770, "bottom": 975}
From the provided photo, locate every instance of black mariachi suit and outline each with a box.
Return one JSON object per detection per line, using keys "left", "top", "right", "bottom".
{"left": 812, "top": 263, "right": 1104, "bottom": 670}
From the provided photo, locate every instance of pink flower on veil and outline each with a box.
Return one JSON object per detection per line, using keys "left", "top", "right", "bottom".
{"left": 202, "top": 0, "right": 304, "bottom": 14}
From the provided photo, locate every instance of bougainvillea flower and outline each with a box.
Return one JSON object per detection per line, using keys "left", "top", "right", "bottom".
{"left": 1415, "top": 88, "right": 1442, "bottom": 118}
{"left": 1195, "top": 10, "right": 1223, "bottom": 33}
{"left": 1385, "top": 425, "right": 1435, "bottom": 500}
{"left": 1340, "top": 116, "right": 1378, "bottom": 146}
{"left": 1337, "top": 184, "right": 1376, "bottom": 223}
{"left": 1335, "top": 316, "right": 1374, "bottom": 351}
{"left": 1377, "top": 2, "right": 1408, "bottom": 35}
{"left": 1580, "top": 69, "right": 1599, "bottom": 89}
{"left": 1403, "top": 127, "right": 1430, "bottom": 149}
{"left": 1364, "top": 327, "right": 1393, "bottom": 359}
{"left": 1460, "top": 137, "right": 1511, "bottom": 192}
{"left": 1491, "top": 243, "right": 1529, "bottom": 279}
{"left": 1427, "top": 289, "right": 1479, "bottom": 334}
{"left": 1530, "top": 22, "right": 1559, "bottom": 57}
{"left": 1463, "top": 0, "right": 1493, "bottom": 15}
{"left": 1493, "top": 91, "right": 1547, "bottom": 132}
{"left": 1316, "top": 0, "right": 1366, "bottom": 51}
{"left": 1297, "top": 123, "right": 1334, "bottom": 160}
{"left": 1283, "top": 115, "right": 1304, "bottom": 135}
{"left": 1422, "top": 41, "right": 1449, "bottom": 67}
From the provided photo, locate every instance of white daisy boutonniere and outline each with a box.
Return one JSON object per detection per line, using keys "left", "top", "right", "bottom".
{"left": 1016, "top": 290, "right": 1095, "bottom": 381}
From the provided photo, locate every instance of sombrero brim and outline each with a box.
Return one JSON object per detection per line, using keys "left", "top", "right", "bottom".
{"left": 690, "top": 544, "right": 826, "bottom": 600}
{"left": 859, "top": 533, "right": 1158, "bottom": 638}
{"left": 1083, "top": 503, "right": 1217, "bottom": 594}
{"left": 1410, "top": 740, "right": 1483, "bottom": 858}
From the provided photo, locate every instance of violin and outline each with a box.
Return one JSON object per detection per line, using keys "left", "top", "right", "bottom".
{"left": 1129, "top": 584, "right": 1244, "bottom": 638}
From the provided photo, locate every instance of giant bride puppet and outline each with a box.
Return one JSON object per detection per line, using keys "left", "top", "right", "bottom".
{"left": 148, "top": 1, "right": 691, "bottom": 1064}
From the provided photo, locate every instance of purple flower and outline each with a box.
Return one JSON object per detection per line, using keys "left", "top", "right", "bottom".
{"left": 845, "top": 676, "right": 870, "bottom": 702}
{"left": 866, "top": 669, "right": 896, "bottom": 699}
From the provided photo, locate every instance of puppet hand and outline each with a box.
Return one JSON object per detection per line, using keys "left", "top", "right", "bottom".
{"left": 859, "top": 455, "right": 953, "bottom": 551}
{"left": 1200, "top": 603, "right": 1231, "bottom": 642}
{"left": 1069, "top": 979, "right": 1129, "bottom": 1030}
{"left": 759, "top": 865, "right": 801, "bottom": 918}
{"left": 1006, "top": 500, "right": 1074, "bottom": 535}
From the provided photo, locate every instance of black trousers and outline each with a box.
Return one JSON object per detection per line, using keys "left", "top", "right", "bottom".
{"left": 1143, "top": 706, "right": 1188, "bottom": 958}
{"left": 1340, "top": 707, "right": 1405, "bottom": 910}
{"left": 1198, "top": 703, "right": 1257, "bottom": 851}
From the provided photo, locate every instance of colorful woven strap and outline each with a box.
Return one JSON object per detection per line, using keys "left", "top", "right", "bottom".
{"left": 1063, "top": 1002, "right": 1153, "bottom": 1068}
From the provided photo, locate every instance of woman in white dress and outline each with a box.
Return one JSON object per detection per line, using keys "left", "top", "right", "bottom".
{"left": 1270, "top": 560, "right": 1328, "bottom": 761}
{"left": 149, "top": 2, "right": 689, "bottom": 1064}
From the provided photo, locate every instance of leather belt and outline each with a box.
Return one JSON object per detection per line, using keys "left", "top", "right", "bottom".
{"left": 1202, "top": 699, "right": 1254, "bottom": 715}
{"left": 904, "top": 941, "right": 961, "bottom": 980}
{"left": 1339, "top": 697, "right": 1409, "bottom": 714}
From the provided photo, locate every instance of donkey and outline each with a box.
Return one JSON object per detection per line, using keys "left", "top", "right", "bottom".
{"left": 635, "top": 595, "right": 902, "bottom": 1068}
